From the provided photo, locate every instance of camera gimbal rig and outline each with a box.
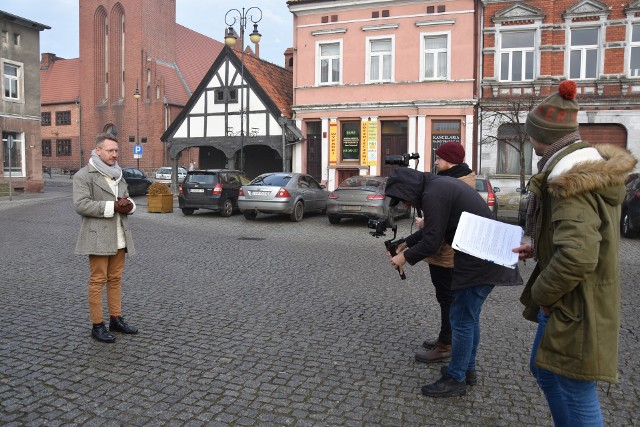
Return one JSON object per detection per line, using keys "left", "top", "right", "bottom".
{"left": 370, "top": 221, "right": 406, "bottom": 280}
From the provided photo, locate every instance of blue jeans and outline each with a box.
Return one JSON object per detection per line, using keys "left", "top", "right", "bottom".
{"left": 531, "top": 310, "right": 603, "bottom": 427}
{"left": 446, "top": 284, "right": 494, "bottom": 382}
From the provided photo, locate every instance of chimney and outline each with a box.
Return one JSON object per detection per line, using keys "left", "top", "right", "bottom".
{"left": 40, "top": 53, "right": 58, "bottom": 70}
{"left": 284, "top": 48, "right": 294, "bottom": 71}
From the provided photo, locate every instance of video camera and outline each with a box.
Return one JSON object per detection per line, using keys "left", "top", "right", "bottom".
{"left": 384, "top": 152, "right": 420, "bottom": 168}
{"left": 368, "top": 219, "right": 406, "bottom": 280}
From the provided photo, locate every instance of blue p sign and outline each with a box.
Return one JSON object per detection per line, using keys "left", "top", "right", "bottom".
{"left": 133, "top": 145, "right": 143, "bottom": 155}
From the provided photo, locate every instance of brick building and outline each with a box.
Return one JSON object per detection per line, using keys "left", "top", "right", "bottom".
{"left": 479, "top": 0, "right": 640, "bottom": 202}
{"left": 40, "top": 0, "right": 224, "bottom": 176}
{"left": 1, "top": 11, "right": 49, "bottom": 193}
{"left": 40, "top": 53, "right": 81, "bottom": 174}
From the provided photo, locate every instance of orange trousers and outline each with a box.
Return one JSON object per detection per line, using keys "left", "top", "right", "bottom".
{"left": 88, "top": 249, "right": 125, "bottom": 324}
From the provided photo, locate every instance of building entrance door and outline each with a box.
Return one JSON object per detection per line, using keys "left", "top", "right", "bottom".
{"left": 306, "top": 122, "right": 322, "bottom": 182}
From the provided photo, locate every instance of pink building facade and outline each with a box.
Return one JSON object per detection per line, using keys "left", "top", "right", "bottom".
{"left": 288, "top": 0, "right": 480, "bottom": 190}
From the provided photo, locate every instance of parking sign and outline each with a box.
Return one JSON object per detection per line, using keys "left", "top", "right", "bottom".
{"left": 134, "top": 144, "right": 143, "bottom": 159}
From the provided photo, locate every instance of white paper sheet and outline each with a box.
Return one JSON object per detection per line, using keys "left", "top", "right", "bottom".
{"left": 451, "top": 211, "right": 523, "bottom": 268}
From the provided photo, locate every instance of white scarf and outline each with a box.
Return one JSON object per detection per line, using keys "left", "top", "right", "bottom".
{"left": 90, "top": 149, "right": 122, "bottom": 180}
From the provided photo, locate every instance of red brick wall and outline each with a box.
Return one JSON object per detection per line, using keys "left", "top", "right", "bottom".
{"left": 40, "top": 103, "right": 82, "bottom": 172}
{"left": 482, "top": 1, "right": 634, "bottom": 90}
{"left": 78, "top": 0, "right": 177, "bottom": 175}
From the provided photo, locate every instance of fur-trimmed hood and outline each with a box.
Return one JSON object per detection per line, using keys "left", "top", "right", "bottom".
{"left": 546, "top": 143, "right": 637, "bottom": 202}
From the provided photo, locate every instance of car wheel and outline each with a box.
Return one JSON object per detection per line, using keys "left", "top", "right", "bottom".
{"left": 622, "top": 212, "right": 636, "bottom": 238}
{"left": 181, "top": 208, "right": 194, "bottom": 216}
{"left": 220, "top": 199, "right": 233, "bottom": 217}
{"left": 328, "top": 215, "right": 341, "bottom": 225}
{"left": 243, "top": 211, "right": 257, "bottom": 220}
{"left": 290, "top": 201, "right": 304, "bottom": 222}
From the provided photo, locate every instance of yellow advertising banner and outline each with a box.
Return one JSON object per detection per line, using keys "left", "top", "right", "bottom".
{"left": 367, "top": 119, "right": 378, "bottom": 166}
{"left": 360, "top": 120, "right": 369, "bottom": 166}
{"left": 329, "top": 121, "right": 338, "bottom": 165}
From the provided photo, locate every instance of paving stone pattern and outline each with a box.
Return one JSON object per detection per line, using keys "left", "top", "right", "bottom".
{"left": 0, "top": 180, "right": 638, "bottom": 426}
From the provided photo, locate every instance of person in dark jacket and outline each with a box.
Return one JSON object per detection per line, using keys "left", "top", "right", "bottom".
{"left": 413, "top": 141, "right": 477, "bottom": 363}
{"left": 513, "top": 80, "right": 637, "bottom": 425}
{"left": 385, "top": 167, "right": 522, "bottom": 397}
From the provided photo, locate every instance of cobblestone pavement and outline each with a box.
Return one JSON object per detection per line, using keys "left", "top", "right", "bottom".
{"left": 1, "top": 179, "right": 638, "bottom": 426}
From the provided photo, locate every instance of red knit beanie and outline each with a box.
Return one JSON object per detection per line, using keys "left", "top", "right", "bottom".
{"left": 435, "top": 141, "right": 465, "bottom": 164}
{"left": 525, "top": 80, "right": 579, "bottom": 144}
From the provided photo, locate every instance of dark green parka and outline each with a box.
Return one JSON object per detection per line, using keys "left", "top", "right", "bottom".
{"left": 521, "top": 143, "right": 637, "bottom": 383}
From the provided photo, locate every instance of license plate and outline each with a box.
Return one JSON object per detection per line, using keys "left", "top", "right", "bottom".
{"left": 342, "top": 205, "right": 361, "bottom": 211}
{"left": 251, "top": 191, "right": 269, "bottom": 196}
{"left": 190, "top": 188, "right": 204, "bottom": 193}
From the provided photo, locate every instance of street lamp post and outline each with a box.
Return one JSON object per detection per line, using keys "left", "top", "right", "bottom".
{"left": 134, "top": 80, "right": 141, "bottom": 170}
{"left": 224, "top": 7, "right": 262, "bottom": 172}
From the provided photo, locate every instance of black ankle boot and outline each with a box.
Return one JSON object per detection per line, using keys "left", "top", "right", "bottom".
{"left": 109, "top": 316, "right": 138, "bottom": 334}
{"left": 92, "top": 322, "right": 116, "bottom": 343}
{"left": 421, "top": 372, "right": 467, "bottom": 397}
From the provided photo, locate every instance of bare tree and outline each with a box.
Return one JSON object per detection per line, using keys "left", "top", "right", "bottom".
{"left": 479, "top": 95, "right": 538, "bottom": 191}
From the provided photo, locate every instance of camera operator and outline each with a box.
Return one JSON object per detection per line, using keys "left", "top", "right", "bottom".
{"left": 385, "top": 167, "right": 522, "bottom": 398}
{"left": 411, "top": 142, "right": 477, "bottom": 364}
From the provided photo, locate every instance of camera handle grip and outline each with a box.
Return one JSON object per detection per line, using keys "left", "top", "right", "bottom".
{"left": 385, "top": 240, "right": 407, "bottom": 280}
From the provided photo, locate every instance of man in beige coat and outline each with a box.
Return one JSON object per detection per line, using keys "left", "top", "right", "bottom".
{"left": 73, "top": 133, "right": 139, "bottom": 343}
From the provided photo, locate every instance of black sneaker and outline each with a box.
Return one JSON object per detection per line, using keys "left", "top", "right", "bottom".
{"left": 109, "top": 316, "right": 138, "bottom": 334}
{"left": 421, "top": 373, "right": 467, "bottom": 398}
{"left": 440, "top": 366, "right": 477, "bottom": 386}
{"left": 92, "top": 323, "right": 116, "bottom": 343}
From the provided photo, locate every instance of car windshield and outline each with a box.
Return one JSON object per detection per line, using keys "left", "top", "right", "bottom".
{"left": 475, "top": 179, "right": 488, "bottom": 192}
{"left": 251, "top": 174, "right": 292, "bottom": 186}
{"left": 338, "top": 176, "right": 383, "bottom": 190}
{"left": 186, "top": 173, "right": 217, "bottom": 185}
{"left": 158, "top": 168, "right": 170, "bottom": 174}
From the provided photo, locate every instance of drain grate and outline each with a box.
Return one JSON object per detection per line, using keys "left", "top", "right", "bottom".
{"left": 237, "top": 237, "right": 266, "bottom": 241}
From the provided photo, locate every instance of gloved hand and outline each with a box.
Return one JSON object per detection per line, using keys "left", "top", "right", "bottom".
{"left": 114, "top": 197, "right": 133, "bottom": 214}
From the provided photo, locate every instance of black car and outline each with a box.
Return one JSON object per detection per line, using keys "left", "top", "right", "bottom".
{"left": 178, "top": 169, "right": 250, "bottom": 216}
{"left": 122, "top": 167, "right": 153, "bottom": 196}
{"left": 621, "top": 174, "right": 640, "bottom": 238}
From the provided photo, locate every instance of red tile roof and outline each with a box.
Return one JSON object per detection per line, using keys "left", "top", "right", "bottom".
{"left": 239, "top": 51, "right": 293, "bottom": 118}
{"left": 175, "top": 24, "right": 225, "bottom": 97}
{"left": 156, "top": 61, "right": 190, "bottom": 106}
{"left": 40, "top": 57, "right": 80, "bottom": 105}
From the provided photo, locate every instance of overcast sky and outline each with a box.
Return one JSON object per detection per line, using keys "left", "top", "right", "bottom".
{"left": 0, "top": 0, "right": 293, "bottom": 67}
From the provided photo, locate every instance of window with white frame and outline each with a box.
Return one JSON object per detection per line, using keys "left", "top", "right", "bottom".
{"left": 2, "top": 131, "right": 25, "bottom": 177}
{"left": 497, "top": 124, "right": 532, "bottom": 175}
{"left": 630, "top": 23, "right": 640, "bottom": 77}
{"left": 3, "top": 60, "right": 22, "bottom": 101}
{"left": 569, "top": 27, "right": 599, "bottom": 80}
{"left": 500, "top": 31, "right": 535, "bottom": 81}
{"left": 367, "top": 37, "right": 393, "bottom": 83}
{"left": 317, "top": 41, "right": 341, "bottom": 85}
{"left": 422, "top": 33, "right": 449, "bottom": 80}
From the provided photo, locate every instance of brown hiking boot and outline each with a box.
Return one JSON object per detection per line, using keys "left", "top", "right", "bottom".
{"left": 415, "top": 341, "right": 452, "bottom": 363}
